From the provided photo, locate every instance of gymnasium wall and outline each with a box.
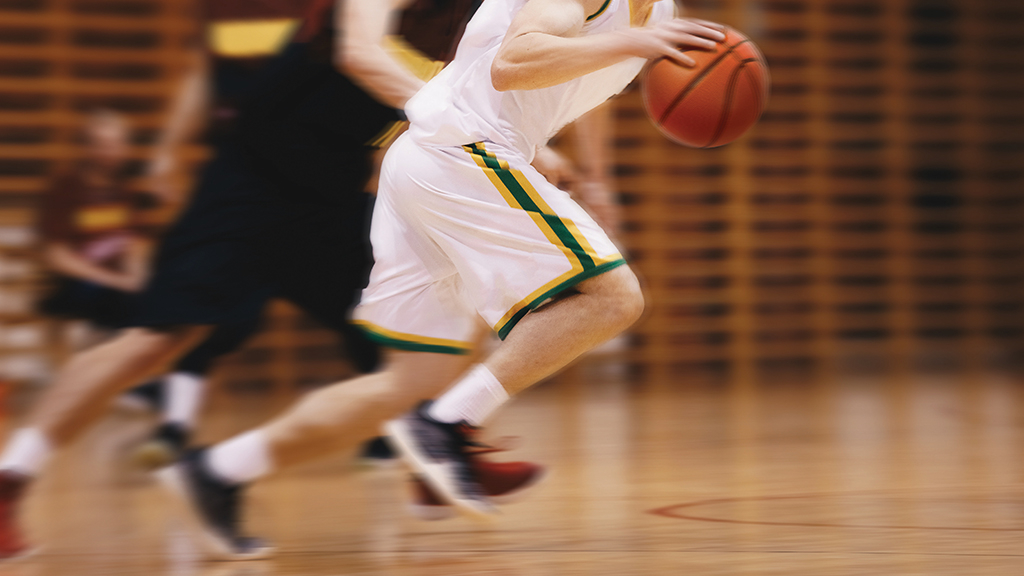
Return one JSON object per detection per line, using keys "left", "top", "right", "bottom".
{"left": 614, "top": 0, "right": 1024, "bottom": 374}
{"left": 0, "top": 0, "right": 1022, "bottom": 387}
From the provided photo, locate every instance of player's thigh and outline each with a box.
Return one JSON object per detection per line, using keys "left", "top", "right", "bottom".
{"left": 407, "top": 141, "right": 626, "bottom": 339}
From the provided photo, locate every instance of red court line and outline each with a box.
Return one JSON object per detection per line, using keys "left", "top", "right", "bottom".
{"left": 649, "top": 489, "right": 1024, "bottom": 532}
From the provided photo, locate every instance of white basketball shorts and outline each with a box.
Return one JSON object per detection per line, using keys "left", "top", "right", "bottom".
{"left": 352, "top": 134, "right": 626, "bottom": 355}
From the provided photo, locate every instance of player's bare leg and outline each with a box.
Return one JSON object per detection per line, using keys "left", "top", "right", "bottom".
{"left": 0, "top": 325, "right": 208, "bottom": 558}
{"left": 264, "top": 351, "right": 473, "bottom": 467}
{"left": 26, "top": 326, "right": 210, "bottom": 445}
{"left": 156, "top": 350, "right": 472, "bottom": 560}
{"left": 484, "top": 266, "right": 644, "bottom": 394}
{"left": 387, "top": 266, "right": 644, "bottom": 516}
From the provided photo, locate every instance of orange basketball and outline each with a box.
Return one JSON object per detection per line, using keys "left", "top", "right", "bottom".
{"left": 642, "top": 27, "right": 770, "bottom": 148}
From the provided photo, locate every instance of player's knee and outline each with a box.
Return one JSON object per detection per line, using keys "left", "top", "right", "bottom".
{"left": 122, "top": 327, "right": 183, "bottom": 356}
{"left": 120, "top": 326, "right": 210, "bottom": 366}
{"left": 592, "top": 267, "right": 645, "bottom": 329}
{"left": 610, "top": 281, "right": 645, "bottom": 330}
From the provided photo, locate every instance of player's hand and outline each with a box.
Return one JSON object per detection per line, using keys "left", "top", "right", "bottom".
{"left": 532, "top": 145, "right": 578, "bottom": 190}
{"left": 619, "top": 18, "right": 726, "bottom": 67}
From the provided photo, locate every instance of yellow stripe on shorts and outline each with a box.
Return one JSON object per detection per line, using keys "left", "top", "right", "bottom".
{"left": 462, "top": 143, "right": 626, "bottom": 339}
{"left": 352, "top": 320, "right": 472, "bottom": 355}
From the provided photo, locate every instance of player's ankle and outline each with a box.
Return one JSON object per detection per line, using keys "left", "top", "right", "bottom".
{"left": 0, "top": 428, "right": 52, "bottom": 478}
{"left": 164, "top": 371, "right": 205, "bottom": 428}
{"left": 204, "top": 429, "right": 274, "bottom": 485}
{"left": 428, "top": 365, "right": 509, "bottom": 426}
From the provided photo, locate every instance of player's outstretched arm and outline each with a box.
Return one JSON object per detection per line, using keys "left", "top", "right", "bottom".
{"left": 336, "top": 0, "right": 427, "bottom": 109}
{"left": 44, "top": 243, "right": 142, "bottom": 293}
{"left": 148, "top": 46, "right": 208, "bottom": 202}
{"left": 491, "top": 0, "right": 726, "bottom": 92}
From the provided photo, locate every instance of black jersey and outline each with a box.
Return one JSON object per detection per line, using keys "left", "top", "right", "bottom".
{"left": 201, "top": 0, "right": 316, "bottom": 142}
{"left": 238, "top": 0, "right": 482, "bottom": 151}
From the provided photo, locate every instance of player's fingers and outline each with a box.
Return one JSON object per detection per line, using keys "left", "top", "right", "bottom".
{"left": 686, "top": 18, "right": 727, "bottom": 32}
{"left": 672, "top": 32, "right": 717, "bottom": 51}
{"left": 664, "top": 49, "right": 696, "bottom": 68}
{"left": 664, "top": 21, "right": 724, "bottom": 44}
{"left": 683, "top": 22, "right": 727, "bottom": 42}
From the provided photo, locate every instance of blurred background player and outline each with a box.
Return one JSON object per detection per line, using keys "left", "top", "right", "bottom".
{"left": 35, "top": 110, "right": 262, "bottom": 469}
{"left": 121, "top": 0, "right": 371, "bottom": 470}
{"left": 37, "top": 110, "right": 150, "bottom": 332}
{"left": 0, "top": 0, "right": 555, "bottom": 560}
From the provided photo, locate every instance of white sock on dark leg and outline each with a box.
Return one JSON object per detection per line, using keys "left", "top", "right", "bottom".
{"left": 164, "top": 371, "right": 205, "bottom": 429}
{"left": 204, "top": 429, "right": 273, "bottom": 485}
{"left": 0, "top": 428, "right": 52, "bottom": 477}
{"left": 428, "top": 364, "right": 510, "bottom": 426}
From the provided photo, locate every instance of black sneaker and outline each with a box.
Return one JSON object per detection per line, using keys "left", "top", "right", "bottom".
{"left": 357, "top": 436, "right": 396, "bottom": 467}
{"left": 384, "top": 401, "right": 497, "bottom": 518}
{"left": 116, "top": 380, "right": 164, "bottom": 414}
{"left": 156, "top": 449, "right": 273, "bottom": 561}
{"left": 133, "top": 422, "right": 190, "bottom": 470}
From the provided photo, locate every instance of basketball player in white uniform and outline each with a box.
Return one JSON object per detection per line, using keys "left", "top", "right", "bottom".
{"left": 159, "top": 0, "right": 725, "bottom": 553}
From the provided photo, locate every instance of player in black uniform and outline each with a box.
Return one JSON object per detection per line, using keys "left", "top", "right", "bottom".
{"left": 0, "top": 0, "right": 548, "bottom": 560}
{"left": 124, "top": 0, "right": 383, "bottom": 470}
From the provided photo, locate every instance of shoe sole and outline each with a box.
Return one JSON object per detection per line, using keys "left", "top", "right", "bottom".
{"left": 409, "top": 466, "right": 549, "bottom": 521}
{"left": 383, "top": 420, "right": 497, "bottom": 520}
{"left": 354, "top": 456, "right": 400, "bottom": 471}
{"left": 155, "top": 466, "right": 274, "bottom": 561}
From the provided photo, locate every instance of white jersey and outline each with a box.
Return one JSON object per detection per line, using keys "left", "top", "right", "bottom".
{"left": 405, "top": 0, "right": 675, "bottom": 162}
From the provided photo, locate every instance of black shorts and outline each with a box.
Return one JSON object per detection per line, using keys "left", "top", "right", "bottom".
{"left": 134, "top": 141, "right": 374, "bottom": 338}
{"left": 39, "top": 277, "right": 137, "bottom": 329}
{"left": 39, "top": 275, "right": 267, "bottom": 376}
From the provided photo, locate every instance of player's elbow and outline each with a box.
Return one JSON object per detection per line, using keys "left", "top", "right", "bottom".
{"left": 490, "top": 57, "right": 520, "bottom": 92}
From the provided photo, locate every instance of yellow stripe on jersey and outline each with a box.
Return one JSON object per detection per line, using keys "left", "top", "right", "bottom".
{"left": 382, "top": 36, "right": 446, "bottom": 82}
{"left": 208, "top": 19, "right": 300, "bottom": 58}
{"left": 586, "top": 0, "right": 612, "bottom": 21}
{"left": 75, "top": 205, "right": 130, "bottom": 232}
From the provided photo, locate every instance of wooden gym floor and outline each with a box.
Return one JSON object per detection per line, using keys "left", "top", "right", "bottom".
{"left": 4, "top": 359, "right": 1024, "bottom": 576}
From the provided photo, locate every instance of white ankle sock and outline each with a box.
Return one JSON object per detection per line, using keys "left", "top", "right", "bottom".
{"left": 205, "top": 430, "right": 273, "bottom": 485}
{"left": 164, "top": 371, "right": 205, "bottom": 429}
{"left": 428, "top": 365, "right": 510, "bottom": 426}
{"left": 0, "top": 428, "right": 52, "bottom": 477}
